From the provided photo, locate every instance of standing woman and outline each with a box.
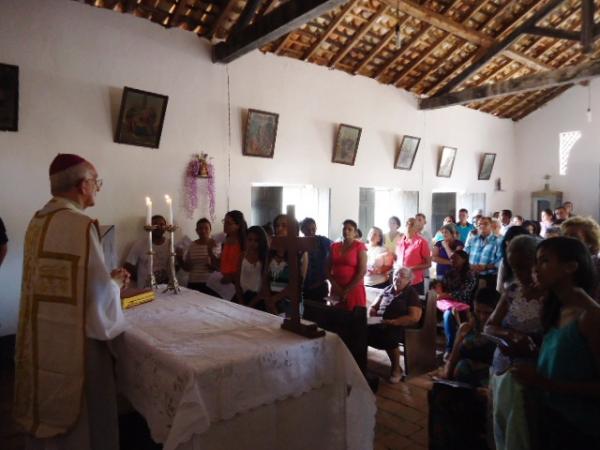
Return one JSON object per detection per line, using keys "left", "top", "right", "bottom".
{"left": 512, "top": 237, "right": 600, "bottom": 450}
{"left": 540, "top": 209, "right": 555, "bottom": 238}
{"left": 235, "top": 226, "right": 269, "bottom": 308}
{"left": 395, "top": 217, "right": 431, "bottom": 295}
{"left": 266, "top": 214, "right": 308, "bottom": 315}
{"left": 328, "top": 220, "right": 368, "bottom": 311}
{"left": 385, "top": 216, "right": 403, "bottom": 254}
{"left": 365, "top": 227, "right": 393, "bottom": 288}
{"left": 432, "top": 223, "right": 463, "bottom": 280}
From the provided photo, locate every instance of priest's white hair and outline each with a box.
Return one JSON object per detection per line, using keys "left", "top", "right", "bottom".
{"left": 50, "top": 162, "right": 93, "bottom": 195}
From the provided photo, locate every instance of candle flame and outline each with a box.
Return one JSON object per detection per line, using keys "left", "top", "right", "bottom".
{"left": 145, "top": 196, "right": 152, "bottom": 206}
{"left": 165, "top": 194, "right": 172, "bottom": 204}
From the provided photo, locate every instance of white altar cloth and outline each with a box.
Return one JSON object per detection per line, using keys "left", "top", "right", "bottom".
{"left": 112, "top": 288, "right": 375, "bottom": 450}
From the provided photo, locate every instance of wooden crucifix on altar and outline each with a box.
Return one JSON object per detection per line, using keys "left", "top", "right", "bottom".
{"left": 270, "top": 205, "right": 325, "bottom": 339}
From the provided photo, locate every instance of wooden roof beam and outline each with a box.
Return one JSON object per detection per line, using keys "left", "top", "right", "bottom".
{"left": 303, "top": 0, "right": 359, "bottom": 61}
{"left": 208, "top": 1, "right": 239, "bottom": 41}
{"left": 329, "top": 5, "right": 387, "bottom": 68}
{"left": 419, "top": 58, "right": 600, "bottom": 110}
{"left": 378, "top": 0, "right": 492, "bottom": 47}
{"left": 434, "top": 0, "right": 565, "bottom": 96}
{"left": 527, "top": 26, "right": 580, "bottom": 41}
{"left": 213, "top": 0, "right": 348, "bottom": 63}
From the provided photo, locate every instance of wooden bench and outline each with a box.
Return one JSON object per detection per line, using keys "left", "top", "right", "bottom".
{"left": 366, "top": 287, "right": 438, "bottom": 378}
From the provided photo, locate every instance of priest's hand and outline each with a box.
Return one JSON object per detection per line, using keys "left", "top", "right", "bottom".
{"left": 111, "top": 268, "right": 131, "bottom": 289}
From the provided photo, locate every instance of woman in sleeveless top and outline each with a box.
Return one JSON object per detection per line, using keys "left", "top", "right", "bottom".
{"left": 328, "top": 219, "right": 367, "bottom": 311}
{"left": 512, "top": 237, "right": 600, "bottom": 450}
{"left": 484, "top": 235, "right": 545, "bottom": 450}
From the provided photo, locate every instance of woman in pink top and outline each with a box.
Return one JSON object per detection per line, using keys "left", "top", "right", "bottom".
{"left": 327, "top": 220, "right": 367, "bottom": 311}
{"left": 395, "top": 217, "right": 432, "bottom": 295}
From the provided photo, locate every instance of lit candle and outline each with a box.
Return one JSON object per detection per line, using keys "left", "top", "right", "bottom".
{"left": 165, "top": 194, "right": 175, "bottom": 253}
{"left": 145, "top": 197, "right": 153, "bottom": 252}
{"left": 165, "top": 194, "right": 173, "bottom": 225}
{"left": 145, "top": 196, "right": 152, "bottom": 226}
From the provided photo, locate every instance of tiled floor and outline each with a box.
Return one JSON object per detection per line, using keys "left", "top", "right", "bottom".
{"left": 1, "top": 349, "right": 438, "bottom": 450}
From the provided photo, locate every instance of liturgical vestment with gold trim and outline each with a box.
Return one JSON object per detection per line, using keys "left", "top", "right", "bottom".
{"left": 14, "top": 197, "right": 127, "bottom": 445}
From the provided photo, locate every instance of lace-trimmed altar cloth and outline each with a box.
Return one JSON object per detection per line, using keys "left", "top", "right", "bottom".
{"left": 112, "top": 288, "right": 375, "bottom": 450}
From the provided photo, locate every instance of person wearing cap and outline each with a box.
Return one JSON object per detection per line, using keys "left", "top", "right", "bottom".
{"left": 14, "top": 154, "right": 129, "bottom": 450}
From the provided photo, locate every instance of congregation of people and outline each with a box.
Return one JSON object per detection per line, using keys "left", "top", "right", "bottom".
{"left": 8, "top": 153, "right": 599, "bottom": 449}
{"left": 158, "top": 201, "right": 600, "bottom": 449}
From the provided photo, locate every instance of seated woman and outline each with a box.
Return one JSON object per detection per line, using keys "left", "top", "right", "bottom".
{"left": 441, "top": 288, "right": 499, "bottom": 387}
{"left": 205, "top": 210, "right": 247, "bottom": 299}
{"left": 484, "top": 235, "right": 545, "bottom": 450}
{"left": 512, "top": 237, "right": 600, "bottom": 450}
{"left": 178, "top": 218, "right": 217, "bottom": 294}
{"left": 365, "top": 226, "right": 393, "bottom": 289}
{"left": 235, "top": 226, "right": 269, "bottom": 308}
{"left": 432, "top": 223, "right": 463, "bottom": 280}
{"left": 327, "top": 219, "right": 367, "bottom": 311}
{"left": 368, "top": 267, "right": 422, "bottom": 383}
{"left": 434, "top": 250, "right": 477, "bottom": 356}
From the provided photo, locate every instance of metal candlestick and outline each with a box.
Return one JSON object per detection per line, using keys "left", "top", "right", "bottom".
{"left": 163, "top": 225, "right": 181, "bottom": 294}
{"left": 144, "top": 225, "right": 158, "bottom": 290}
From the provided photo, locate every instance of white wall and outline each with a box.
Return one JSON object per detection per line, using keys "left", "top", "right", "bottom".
{"left": 515, "top": 80, "right": 600, "bottom": 220}
{"left": 0, "top": 0, "right": 517, "bottom": 335}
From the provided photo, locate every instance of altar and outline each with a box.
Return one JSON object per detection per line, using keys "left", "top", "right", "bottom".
{"left": 111, "top": 288, "right": 376, "bottom": 450}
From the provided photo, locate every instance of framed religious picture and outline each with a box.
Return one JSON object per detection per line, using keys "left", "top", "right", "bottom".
{"left": 0, "top": 63, "right": 19, "bottom": 132}
{"left": 478, "top": 152, "right": 496, "bottom": 180}
{"left": 243, "top": 109, "right": 279, "bottom": 158}
{"left": 114, "top": 87, "right": 169, "bottom": 149}
{"left": 332, "top": 124, "right": 362, "bottom": 166}
{"left": 437, "top": 146, "right": 457, "bottom": 178}
{"left": 394, "top": 135, "right": 420, "bottom": 170}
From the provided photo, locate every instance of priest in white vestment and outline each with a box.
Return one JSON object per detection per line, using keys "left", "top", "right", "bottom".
{"left": 14, "top": 154, "right": 129, "bottom": 450}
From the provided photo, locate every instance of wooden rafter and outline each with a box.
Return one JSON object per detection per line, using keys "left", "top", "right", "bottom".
{"left": 213, "top": 0, "right": 348, "bottom": 63}
{"left": 394, "top": 0, "right": 497, "bottom": 88}
{"left": 352, "top": 14, "right": 408, "bottom": 75}
{"left": 512, "top": 85, "right": 571, "bottom": 119}
{"left": 303, "top": 0, "right": 359, "bottom": 61}
{"left": 378, "top": 0, "right": 493, "bottom": 47}
{"left": 329, "top": 5, "right": 387, "bottom": 68}
{"left": 209, "top": 1, "right": 239, "bottom": 40}
{"left": 419, "top": 58, "right": 600, "bottom": 110}
{"left": 527, "top": 26, "right": 580, "bottom": 41}
{"left": 434, "top": 0, "right": 565, "bottom": 96}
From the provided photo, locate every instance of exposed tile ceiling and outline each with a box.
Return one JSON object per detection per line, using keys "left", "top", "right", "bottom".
{"left": 72, "top": 0, "right": 600, "bottom": 120}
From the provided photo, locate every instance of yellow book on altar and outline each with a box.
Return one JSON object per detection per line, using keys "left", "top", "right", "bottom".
{"left": 121, "top": 288, "right": 155, "bottom": 310}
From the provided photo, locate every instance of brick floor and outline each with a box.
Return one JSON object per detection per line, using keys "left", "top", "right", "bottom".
{"left": 367, "top": 346, "right": 440, "bottom": 450}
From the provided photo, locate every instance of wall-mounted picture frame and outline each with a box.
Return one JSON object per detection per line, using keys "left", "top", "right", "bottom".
{"left": 437, "top": 146, "right": 457, "bottom": 178}
{"left": 243, "top": 109, "right": 279, "bottom": 158}
{"left": 332, "top": 124, "right": 362, "bottom": 166}
{"left": 478, "top": 152, "right": 497, "bottom": 180}
{"left": 394, "top": 135, "right": 421, "bottom": 170}
{"left": 0, "top": 63, "right": 19, "bottom": 132}
{"left": 115, "top": 86, "right": 169, "bottom": 148}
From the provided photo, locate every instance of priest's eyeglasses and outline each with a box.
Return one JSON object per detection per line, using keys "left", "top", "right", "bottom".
{"left": 83, "top": 177, "right": 103, "bottom": 189}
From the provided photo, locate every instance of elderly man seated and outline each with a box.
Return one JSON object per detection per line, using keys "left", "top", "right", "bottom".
{"left": 368, "top": 267, "right": 422, "bottom": 383}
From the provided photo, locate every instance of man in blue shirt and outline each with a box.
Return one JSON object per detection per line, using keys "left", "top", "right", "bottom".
{"left": 465, "top": 216, "right": 501, "bottom": 288}
{"left": 300, "top": 218, "right": 331, "bottom": 302}
{"left": 456, "top": 208, "right": 475, "bottom": 243}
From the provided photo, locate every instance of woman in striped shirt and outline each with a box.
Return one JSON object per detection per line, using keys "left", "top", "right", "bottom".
{"left": 180, "top": 218, "right": 217, "bottom": 294}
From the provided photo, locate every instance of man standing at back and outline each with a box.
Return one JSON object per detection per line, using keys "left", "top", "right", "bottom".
{"left": 465, "top": 216, "right": 501, "bottom": 288}
{"left": 456, "top": 208, "right": 474, "bottom": 243}
{"left": 14, "top": 154, "right": 129, "bottom": 450}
